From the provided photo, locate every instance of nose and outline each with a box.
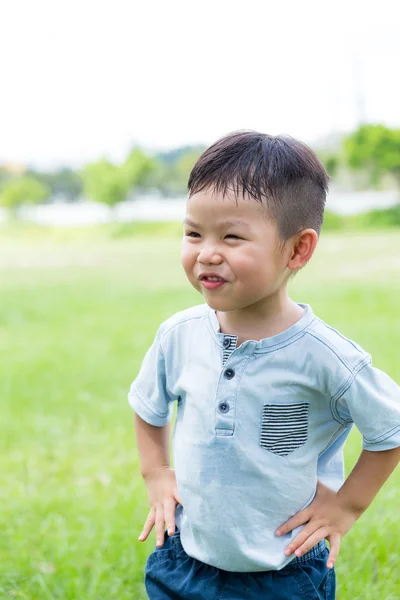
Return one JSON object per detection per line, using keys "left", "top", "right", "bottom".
{"left": 196, "top": 241, "right": 223, "bottom": 265}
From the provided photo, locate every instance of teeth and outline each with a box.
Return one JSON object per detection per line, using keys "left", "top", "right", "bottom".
{"left": 205, "top": 276, "right": 222, "bottom": 281}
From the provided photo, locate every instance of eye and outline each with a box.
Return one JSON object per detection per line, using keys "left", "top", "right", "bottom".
{"left": 225, "top": 234, "right": 241, "bottom": 240}
{"left": 186, "top": 231, "right": 201, "bottom": 238}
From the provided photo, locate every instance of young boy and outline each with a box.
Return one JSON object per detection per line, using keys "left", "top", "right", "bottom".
{"left": 129, "top": 131, "right": 400, "bottom": 599}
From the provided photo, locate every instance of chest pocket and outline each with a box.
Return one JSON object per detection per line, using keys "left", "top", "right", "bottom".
{"left": 260, "top": 402, "right": 309, "bottom": 457}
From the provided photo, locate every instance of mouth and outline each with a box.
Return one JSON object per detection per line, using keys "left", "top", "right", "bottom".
{"left": 199, "top": 275, "right": 227, "bottom": 290}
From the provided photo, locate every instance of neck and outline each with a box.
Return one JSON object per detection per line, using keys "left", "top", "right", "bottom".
{"left": 215, "top": 290, "right": 304, "bottom": 345}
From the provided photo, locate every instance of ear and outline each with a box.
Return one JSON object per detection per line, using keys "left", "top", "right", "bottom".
{"left": 287, "top": 229, "right": 319, "bottom": 271}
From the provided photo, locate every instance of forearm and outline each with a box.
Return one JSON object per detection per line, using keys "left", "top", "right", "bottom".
{"left": 337, "top": 446, "right": 400, "bottom": 515}
{"left": 134, "top": 412, "right": 171, "bottom": 478}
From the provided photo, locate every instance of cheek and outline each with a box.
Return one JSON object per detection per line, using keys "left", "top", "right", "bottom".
{"left": 233, "top": 250, "right": 266, "bottom": 274}
{"left": 233, "top": 249, "right": 279, "bottom": 281}
{"left": 180, "top": 243, "right": 196, "bottom": 274}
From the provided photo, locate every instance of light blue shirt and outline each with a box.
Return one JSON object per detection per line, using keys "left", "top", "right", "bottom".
{"left": 128, "top": 303, "right": 400, "bottom": 572}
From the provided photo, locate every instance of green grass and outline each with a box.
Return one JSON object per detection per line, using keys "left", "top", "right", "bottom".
{"left": 1, "top": 226, "right": 400, "bottom": 599}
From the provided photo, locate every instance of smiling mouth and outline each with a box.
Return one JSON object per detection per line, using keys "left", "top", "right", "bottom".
{"left": 200, "top": 276, "right": 225, "bottom": 282}
{"left": 199, "top": 277, "right": 227, "bottom": 290}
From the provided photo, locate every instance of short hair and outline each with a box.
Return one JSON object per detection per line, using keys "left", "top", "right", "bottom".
{"left": 188, "top": 130, "right": 329, "bottom": 240}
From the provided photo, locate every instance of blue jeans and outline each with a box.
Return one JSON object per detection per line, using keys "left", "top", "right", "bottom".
{"left": 145, "top": 528, "right": 336, "bottom": 599}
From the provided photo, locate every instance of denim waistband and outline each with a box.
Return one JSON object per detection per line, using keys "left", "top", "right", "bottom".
{"left": 290, "top": 539, "right": 327, "bottom": 563}
{"left": 169, "top": 528, "right": 326, "bottom": 567}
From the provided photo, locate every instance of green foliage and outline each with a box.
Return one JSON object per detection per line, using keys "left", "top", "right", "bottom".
{"left": 174, "top": 149, "right": 202, "bottom": 194}
{"left": 322, "top": 206, "right": 400, "bottom": 233}
{"left": 149, "top": 159, "right": 175, "bottom": 196}
{"left": 344, "top": 124, "right": 400, "bottom": 190}
{"left": 27, "top": 167, "right": 83, "bottom": 200}
{"left": 321, "top": 210, "right": 345, "bottom": 231}
{"left": 348, "top": 204, "right": 400, "bottom": 229}
{"left": 82, "top": 159, "right": 129, "bottom": 206}
{"left": 316, "top": 151, "right": 341, "bottom": 179}
{"left": 82, "top": 151, "right": 158, "bottom": 206}
{"left": 155, "top": 144, "right": 205, "bottom": 166}
{"left": 80, "top": 145, "right": 202, "bottom": 205}
{"left": 121, "top": 148, "right": 156, "bottom": 191}
{"left": 324, "top": 154, "right": 339, "bottom": 178}
{"left": 0, "top": 175, "right": 51, "bottom": 210}
{"left": 173, "top": 149, "right": 202, "bottom": 185}
{"left": 150, "top": 146, "right": 205, "bottom": 196}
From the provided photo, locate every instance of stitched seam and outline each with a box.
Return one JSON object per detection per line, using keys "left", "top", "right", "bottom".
{"left": 159, "top": 313, "right": 207, "bottom": 350}
{"left": 292, "top": 566, "right": 313, "bottom": 598}
{"left": 330, "top": 357, "right": 372, "bottom": 425}
{"left": 297, "top": 542, "right": 327, "bottom": 563}
{"left": 146, "top": 548, "right": 176, "bottom": 568}
{"left": 331, "top": 356, "right": 371, "bottom": 402}
{"left": 317, "top": 319, "right": 366, "bottom": 352}
{"left": 324, "top": 568, "right": 335, "bottom": 596}
{"left": 306, "top": 331, "right": 353, "bottom": 372}
{"left": 253, "top": 331, "right": 308, "bottom": 354}
{"left": 252, "top": 317, "right": 318, "bottom": 354}
{"left": 130, "top": 383, "right": 170, "bottom": 419}
{"left": 364, "top": 422, "right": 400, "bottom": 444}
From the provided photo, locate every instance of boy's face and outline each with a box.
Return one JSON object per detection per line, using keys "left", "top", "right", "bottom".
{"left": 181, "top": 188, "right": 293, "bottom": 313}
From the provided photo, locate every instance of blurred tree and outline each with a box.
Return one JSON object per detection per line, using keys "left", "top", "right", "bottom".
{"left": 82, "top": 150, "right": 157, "bottom": 212}
{"left": 82, "top": 159, "right": 128, "bottom": 208}
{"left": 27, "top": 167, "right": 83, "bottom": 201}
{"left": 344, "top": 124, "right": 400, "bottom": 192}
{"left": 155, "top": 145, "right": 205, "bottom": 167}
{"left": 0, "top": 176, "right": 51, "bottom": 216}
{"left": 121, "top": 148, "right": 156, "bottom": 194}
{"left": 154, "top": 148, "right": 203, "bottom": 196}
{"left": 315, "top": 151, "right": 340, "bottom": 179}
{"left": 150, "top": 145, "right": 205, "bottom": 196}
{"left": 324, "top": 155, "right": 339, "bottom": 178}
{"left": 174, "top": 149, "right": 202, "bottom": 186}
{"left": 149, "top": 159, "right": 174, "bottom": 196}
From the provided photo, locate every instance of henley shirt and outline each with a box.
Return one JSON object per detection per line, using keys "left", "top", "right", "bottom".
{"left": 129, "top": 303, "right": 400, "bottom": 572}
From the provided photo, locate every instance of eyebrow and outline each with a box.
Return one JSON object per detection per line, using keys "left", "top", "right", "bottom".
{"left": 183, "top": 218, "right": 250, "bottom": 229}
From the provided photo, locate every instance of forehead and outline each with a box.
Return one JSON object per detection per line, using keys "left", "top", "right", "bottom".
{"left": 185, "top": 189, "right": 266, "bottom": 226}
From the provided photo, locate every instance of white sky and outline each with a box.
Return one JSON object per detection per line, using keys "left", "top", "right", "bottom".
{"left": 1, "top": 0, "right": 399, "bottom": 170}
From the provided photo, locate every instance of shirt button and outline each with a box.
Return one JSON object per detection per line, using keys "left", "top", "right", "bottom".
{"left": 224, "top": 368, "right": 235, "bottom": 379}
{"left": 223, "top": 337, "right": 231, "bottom": 348}
{"left": 218, "top": 401, "right": 230, "bottom": 413}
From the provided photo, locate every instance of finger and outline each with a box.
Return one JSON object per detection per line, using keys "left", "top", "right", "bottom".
{"left": 292, "top": 527, "right": 328, "bottom": 557}
{"left": 164, "top": 498, "right": 177, "bottom": 536}
{"left": 276, "top": 508, "right": 312, "bottom": 536}
{"left": 326, "top": 534, "right": 341, "bottom": 569}
{"left": 284, "top": 523, "right": 321, "bottom": 556}
{"left": 174, "top": 489, "right": 183, "bottom": 506}
{"left": 138, "top": 507, "right": 156, "bottom": 541}
{"left": 155, "top": 505, "right": 166, "bottom": 547}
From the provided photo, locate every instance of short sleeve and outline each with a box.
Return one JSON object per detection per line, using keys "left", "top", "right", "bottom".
{"left": 128, "top": 328, "right": 176, "bottom": 427}
{"left": 334, "top": 360, "right": 400, "bottom": 451}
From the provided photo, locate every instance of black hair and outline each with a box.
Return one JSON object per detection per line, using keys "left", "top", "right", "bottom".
{"left": 188, "top": 130, "right": 329, "bottom": 240}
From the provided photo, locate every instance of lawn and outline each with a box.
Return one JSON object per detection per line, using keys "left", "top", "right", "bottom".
{"left": 1, "top": 225, "right": 399, "bottom": 599}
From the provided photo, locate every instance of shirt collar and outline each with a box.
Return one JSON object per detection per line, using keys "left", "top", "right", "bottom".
{"left": 206, "top": 303, "right": 316, "bottom": 353}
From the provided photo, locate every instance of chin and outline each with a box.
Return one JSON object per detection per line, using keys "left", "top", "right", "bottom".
{"left": 202, "top": 296, "right": 236, "bottom": 312}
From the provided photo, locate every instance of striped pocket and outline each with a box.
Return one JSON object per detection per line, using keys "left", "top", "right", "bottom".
{"left": 260, "top": 402, "right": 309, "bottom": 457}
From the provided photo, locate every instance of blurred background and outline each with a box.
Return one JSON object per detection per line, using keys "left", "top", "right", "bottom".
{"left": 1, "top": 1, "right": 399, "bottom": 599}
